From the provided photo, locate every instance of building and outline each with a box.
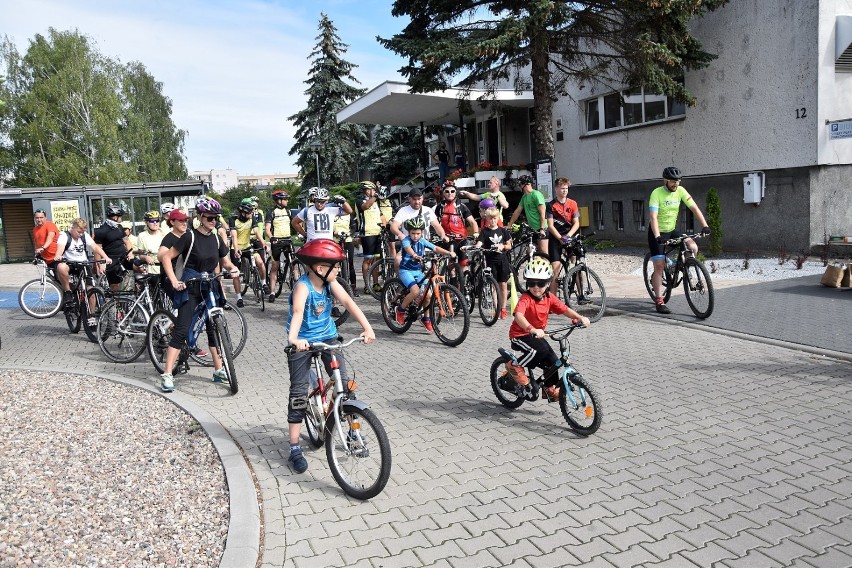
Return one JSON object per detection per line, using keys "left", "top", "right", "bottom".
{"left": 339, "top": 1, "right": 852, "bottom": 253}
{"left": 189, "top": 170, "right": 301, "bottom": 193}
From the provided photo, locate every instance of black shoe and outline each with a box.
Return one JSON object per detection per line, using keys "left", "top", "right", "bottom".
{"left": 353, "top": 288, "right": 360, "bottom": 297}
{"left": 655, "top": 301, "right": 671, "bottom": 314}
{"left": 236, "top": 298, "right": 244, "bottom": 308}
{"left": 268, "top": 294, "right": 276, "bottom": 303}
{"left": 262, "top": 283, "right": 270, "bottom": 294}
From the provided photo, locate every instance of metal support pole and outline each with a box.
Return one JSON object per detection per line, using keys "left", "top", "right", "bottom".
{"left": 314, "top": 152, "right": 321, "bottom": 188}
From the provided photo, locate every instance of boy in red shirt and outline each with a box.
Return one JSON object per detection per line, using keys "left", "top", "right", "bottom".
{"left": 508, "top": 256, "right": 590, "bottom": 400}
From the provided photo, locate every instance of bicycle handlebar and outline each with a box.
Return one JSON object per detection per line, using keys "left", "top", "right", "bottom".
{"left": 182, "top": 272, "right": 229, "bottom": 283}
{"left": 284, "top": 336, "right": 364, "bottom": 354}
{"left": 546, "top": 322, "right": 587, "bottom": 341}
{"left": 662, "top": 232, "right": 706, "bottom": 246}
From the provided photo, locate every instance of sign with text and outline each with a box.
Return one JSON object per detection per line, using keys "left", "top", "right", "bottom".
{"left": 829, "top": 120, "right": 852, "bottom": 140}
{"left": 50, "top": 200, "right": 80, "bottom": 231}
{"left": 536, "top": 158, "right": 554, "bottom": 201}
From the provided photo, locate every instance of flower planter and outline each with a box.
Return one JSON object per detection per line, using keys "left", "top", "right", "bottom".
{"left": 474, "top": 170, "right": 500, "bottom": 182}
{"left": 453, "top": 177, "right": 475, "bottom": 188}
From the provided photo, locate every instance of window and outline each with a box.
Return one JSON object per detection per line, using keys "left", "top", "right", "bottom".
{"left": 612, "top": 201, "right": 624, "bottom": 231}
{"left": 593, "top": 201, "right": 604, "bottom": 230}
{"left": 632, "top": 200, "right": 646, "bottom": 231}
{"left": 682, "top": 209, "right": 695, "bottom": 232}
{"left": 584, "top": 84, "right": 686, "bottom": 133}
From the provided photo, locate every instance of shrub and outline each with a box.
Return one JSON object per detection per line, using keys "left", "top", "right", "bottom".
{"left": 794, "top": 253, "right": 809, "bottom": 270}
{"left": 742, "top": 249, "right": 752, "bottom": 271}
{"left": 706, "top": 187, "right": 723, "bottom": 257}
{"left": 777, "top": 247, "right": 790, "bottom": 265}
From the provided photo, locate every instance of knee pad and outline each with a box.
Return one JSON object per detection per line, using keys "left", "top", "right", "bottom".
{"left": 289, "top": 394, "right": 308, "bottom": 410}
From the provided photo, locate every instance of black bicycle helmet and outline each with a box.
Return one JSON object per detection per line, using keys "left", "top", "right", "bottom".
{"left": 663, "top": 166, "right": 681, "bottom": 180}
{"left": 518, "top": 174, "right": 535, "bottom": 187}
{"left": 106, "top": 203, "right": 124, "bottom": 217}
{"left": 238, "top": 202, "right": 254, "bottom": 214}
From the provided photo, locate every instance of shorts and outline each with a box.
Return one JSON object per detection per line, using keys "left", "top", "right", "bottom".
{"left": 269, "top": 238, "right": 293, "bottom": 263}
{"left": 399, "top": 268, "right": 425, "bottom": 289}
{"left": 105, "top": 258, "right": 127, "bottom": 285}
{"left": 547, "top": 235, "right": 568, "bottom": 263}
{"left": 361, "top": 235, "right": 380, "bottom": 257}
{"left": 648, "top": 228, "right": 682, "bottom": 258}
{"left": 446, "top": 238, "right": 469, "bottom": 266}
{"left": 485, "top": 254, "right": 511, "bottom": 283}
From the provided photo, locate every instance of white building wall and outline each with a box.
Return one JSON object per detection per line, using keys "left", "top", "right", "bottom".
{"left": 553, "top": 0, "right": 830, "bottom": 184}
{"left": 818, "top": 1, "right": 852, "bottom": 164}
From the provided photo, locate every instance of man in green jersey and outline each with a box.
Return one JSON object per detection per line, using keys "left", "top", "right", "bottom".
{"left": 508, "top": 174, "right": 549, "bottom": 255}
{"left": 648, "top": 166, "right": 711, "bottom": 314}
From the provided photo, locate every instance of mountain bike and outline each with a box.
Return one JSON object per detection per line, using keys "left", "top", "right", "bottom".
{"left": 62, "top": 260, "right": 108, "bottom": 343}
{"left": 458, "top": 245, "right": 500, "bottom": 326}
{"left": 642, "top": 232, "right": 714, "bottom": 319}
{"left": 365, "top": 224, "right": 397, "bottom": 300}
{"left": 286, "top": 336, "right": 391, "bottom": 500}
{"left": 559, "top": 233, "right": 607, "bottom": 323}
{"left": 266, "top": 237, "right": 304, "bottom": 297}
{"left": 18, "top": 258, "right": 63, "bottom": 319}
{"left": 238, "top": 245, "right": 266, "bottom": 311}
{"left": 510, "top": 222, "right": 538, "bottom": 290}
{"left": 146, "top": 272, "right": 240, "bottom": 394}
{"left": 490, "top": 323, "right": 602, "bottom": 436}
{"left": 96, "top": 273, "right": 170, "bottom": 363}
{"left": 380, "top": 250, "right": 470, "bottom": 346}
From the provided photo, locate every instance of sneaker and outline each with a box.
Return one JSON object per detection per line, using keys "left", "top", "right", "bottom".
{"left": 544, "top": 385, "right": 560, "bottom": 402}
{"left": 160, "top": 373, "right": 175, "bottom": 393}
{"left": 655, "top": 298, "right": 671, "bottom": 314}
{"left": 62, "top": 291, "right": 74, "bottom": 308}
{"left": 194, "top": 346, "right": 209, "bottom": 357}
{"left": 262, "top": 283, "right": 270, "bottom": 294}
{"left": 268, "top": 293, "right": 276, "bottom": 303}
{"left": 86, "top": 317, "right": 97, "bottom": 328}
{"left": 363, "top": 286, "right": 373, "bottom": 296}
{"left": 577, "top": 296, "right": 592, "bottom": 305}
{"left": 288, "top": 446, "right": 308, "bottom": 473}
{"left": 420, "top": 316, "right": 433, "bottom": 333}
{"left": 505, "top": 361, "right": 528, "bottom": 386}
{"left": 499, "top": 309, "right": 508, "bottom": 319}
{"left": 212, "top": 368, "right": 228, "bottom": 383}
{"left": 395, "top": 306, "right": 407, "bottom": 325}
{"left": 236, "top": 298, "right": 245, "bottom": 308}
{"left": 372, "top": 283, "right": 382, "bottom": 293}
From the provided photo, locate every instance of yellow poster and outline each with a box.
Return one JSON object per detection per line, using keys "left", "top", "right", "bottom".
{"left": 50, "top": 200, "right": 80, "bottom": 231}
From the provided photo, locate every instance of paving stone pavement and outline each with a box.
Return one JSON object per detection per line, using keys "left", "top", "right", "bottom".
{"left": 3, "top": 278, "right": 852, "bottom": 567}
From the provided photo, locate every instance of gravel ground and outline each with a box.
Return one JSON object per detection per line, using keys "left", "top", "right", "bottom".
{"left": 0, "top": 371, "right": 228, "bottom": 567}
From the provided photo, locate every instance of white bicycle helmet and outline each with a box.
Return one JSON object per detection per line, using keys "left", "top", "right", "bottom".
{"left": 160, "top": 202, "right": 176, "bottom": 215}
{"left": 314, "top": 187, "right": 330, "bottom": 201}
{"left": 523, "top": 257, "right": 553, "bottom": 280}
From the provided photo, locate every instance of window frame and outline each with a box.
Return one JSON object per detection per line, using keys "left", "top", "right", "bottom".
{"left": 583, "top": 85, "right": 686, "bottom": 135}
{"left": 593, "top": 201, "right": 604, "bottom": 231}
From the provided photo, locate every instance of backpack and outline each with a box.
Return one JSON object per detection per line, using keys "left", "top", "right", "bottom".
{"left": 62, "top": 230, "right": 91, "bottom": 259}
{"left": 437, "top": 201, "right": 467, "bottom": 236}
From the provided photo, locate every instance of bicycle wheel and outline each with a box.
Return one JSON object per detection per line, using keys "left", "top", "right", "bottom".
{"left": 366, "top": 259, "right": 395, "bottom": 300}
{"left": 304, "top": 393, "right": 325, "bottom": 449}
{"left": 83, "top": 287, "right": 107, "bottom": 343}
{"left": 190, "top": 300, "right": 248, "bottom": 366}
{"left": 380, "top": 278, "right": 413, "bottom": 333}
{"left": 559, "top": 373, "right": 603, "bottom": 436}
{"left": 240, "top": 256, "right": 251, "bottom": 294}
{"left": 563, "top": 266, "right": 607, "bottom": 323}
{"left": 146, "top": 309, "right": 176, "bottom": 374}
{"left": 97, "top": 298, "right": 150, "bottom": 363}
{"left": 683, "top": 258, "right": 715, "bottom": 319}
{"left": 513, "top": 255, "right": 530, "bottom": 293}
{"left": 331, "top": 276, "right": 353, "bottom": 327}
{"left": 430, "top": 282, "right": 469, "bottom": 347}
{"left": 643, "top": 253, "right": 672, "bottom": 304}
{"left": 212, "top": 314, "right": 238, "bottom": 395}
{"left": 477, "top": 274, "right": 499, "bottom": 326}
{"left": 459, "top": 271, "right": 475, "bottom": 311}
{"left": 19, "top": 278, "right": 62, "bottom": 318}
{"left": 324, "top": 405, "right": 391, "bottom": 500}
{"left": 441, "top": 261, "right": 464, "bottom": 294}
{"left": 65, "top": 290, "right": 82, "bottom": 333}
{"left": 490, "top": 356, "right": 525, "bottom": 409}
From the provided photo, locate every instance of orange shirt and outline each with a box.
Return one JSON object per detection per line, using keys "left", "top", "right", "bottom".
{"left": 33, "top": 221, "right": 59, "bottom": 260}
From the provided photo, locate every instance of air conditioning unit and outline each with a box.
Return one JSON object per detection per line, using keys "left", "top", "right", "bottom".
{"left": 743, "top": 172, "right": 765, "bottom": 204}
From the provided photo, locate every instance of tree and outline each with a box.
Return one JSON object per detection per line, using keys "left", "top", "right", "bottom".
{"left": 706, "top": 186, "right": 723, "bottom": 257}
{"left": 380, "top": 0, "right": 729, "bottom": 160}
{"left": 362, "top": 125, "right": 421, "bottom": 185}
{"left": 288, "top": 14, "right": 368, "bottom": 189}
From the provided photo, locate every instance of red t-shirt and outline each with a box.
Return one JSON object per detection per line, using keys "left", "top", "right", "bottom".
{"left": 509, "top": 291, "right": 569, "bottom": 339}
{"left": 33, "top": 220, "right": 60, "bottom": 260}
{"left": 547, "top": 198, "right": 579, "bottom": 235}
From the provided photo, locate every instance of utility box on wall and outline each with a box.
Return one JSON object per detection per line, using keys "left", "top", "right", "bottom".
{"left": 743, "top": 172, "right": 765, "bottom": 204}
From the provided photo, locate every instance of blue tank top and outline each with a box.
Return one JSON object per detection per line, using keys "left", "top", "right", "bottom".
{"left": 286, "top": 274, "right": 337, "bottom": 343}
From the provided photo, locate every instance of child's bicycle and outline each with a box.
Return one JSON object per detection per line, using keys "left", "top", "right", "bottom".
{"left": 146, "top": 272, "right": 239, "bottom": 395}
{"left": 490, "top": 323, "right": 603, "bottom": 436}
{"left": 284, "top": 337, "right": 391, "bottom": 500}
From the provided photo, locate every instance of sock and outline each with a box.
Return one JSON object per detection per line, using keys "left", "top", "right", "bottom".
{"left": 236, "top": 293, "right": 242, "bottom": 300}
{"left": 290, "top": 442, "right": 300, "bottom": 452}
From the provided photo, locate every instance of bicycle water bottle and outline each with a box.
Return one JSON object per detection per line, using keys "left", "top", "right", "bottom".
{"left": 665, "top": 257, "right": 675, "bottom": 271}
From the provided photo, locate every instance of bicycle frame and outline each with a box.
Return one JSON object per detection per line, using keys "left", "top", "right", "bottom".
{"left": 306, "top": 338, "right": 364, "bottom": 444}
{"left": 188, "top": 274, "right": 226, "bottom": 350}
{"left": 413, "top": 254, "right": 455, "bottom": 318}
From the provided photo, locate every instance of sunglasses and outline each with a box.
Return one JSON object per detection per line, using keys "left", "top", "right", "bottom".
{"left": 443, "top": 189, "right": 456, "bottom": 194}
{"left": 201, "top": 215, "right": 217, "bottom": 222}
{"left": 527, "top": 279, "right": 550, "bottom": 288}
{"left": 147, "top": 219, "right": 161, "bottom": 223}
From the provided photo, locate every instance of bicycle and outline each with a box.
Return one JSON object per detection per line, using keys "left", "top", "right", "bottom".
{"left": 18, "top": 257, "right": 63, "bottom": 319}
{"left": 365, "top": 224, "right": 398, "bottom": 300}
{"left": 490, "top": 323, "right": 603, "bottom": 436}
{"left": 379, "top": 250, "right": 470, "bottom": 347}
{"left": 458, "top": 245, "right": 500, "bottom": 326}
{"left": 146, "top": 272, "right": 240, "bottom": 394}
{"left": 266, "top": 237, "right": 304, "bottom": 298}
{"left": 509, "top": 222, "right": 538, "bottom": 290}
{"left": 238, "top": 245, "right": 266, "bottom": 311}
{"left": 62, "top": 260, "right": 108, "bottom": 343}
{"left": 559, "top": 233, "right": 607, "bottom": 323}
{"left": 642, "top": 232, "right": 715, "bottom": 319}
{"left": 285, "top": 336, "right": 391, "bottom": 500}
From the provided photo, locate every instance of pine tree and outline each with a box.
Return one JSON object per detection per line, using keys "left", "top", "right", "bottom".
{"left": 362, "top": 125, "right": 421, "bottom": 185}
{"left": 288, "top": 14, "right": 368, "bottom": 189}
{"left": 380, "top": 1, "right": 729, "bottom": 161}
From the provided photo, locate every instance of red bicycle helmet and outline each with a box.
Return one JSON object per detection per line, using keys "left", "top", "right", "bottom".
{"left": 295, "top": 238, "right": 346, "bottom": 265}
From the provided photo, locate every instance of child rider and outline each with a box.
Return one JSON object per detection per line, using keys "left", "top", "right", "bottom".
{"left": 507, "top": 257, "right": 591, "bottom": 401}
{"left": 395, "top": 216, "right": 456, "bottom": 333}
{"left": 286, "top": 238, "right": 375, "bottom": 473}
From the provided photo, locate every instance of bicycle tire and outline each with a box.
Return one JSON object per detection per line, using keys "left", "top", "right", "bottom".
{"left": 683, "top": 258, "right": 715, "bottom": 319}
{"left": 366, "top": 258, "right": 395, "bottom": 301}
{"left": 240, "top": 256, "right": 251, "bottom": 294}
{"left": 379, "top": 277, "right": 413, "bottom": 333}
{"left": 642, "top": 252, "right": 673, "bottom": 304}
{"left": 331, "top": 276, "right": 353, "bottom": 327}
{"left": 559, "top": 373, "right": 603, "bottom": 436}
{"left": 324, "top": 405, "right": 391, "bottom": 500}
{"left": 65, "top": 290, "right": 82, "bottom": 333}
{"left": 490, "top": 356, "right": 525, "bottom": 409}
{"left": 513, "top": 255, "right": 530, "bottom": 293}
{"left": 146, "top": 309, "right": 176, "bottom": 375}
{"left": 460, "top": 270, "right": 475, "bottom": 311}
{"left": 19, "top": 278, "right": 63, "bottom": 319}
{"left": 563, "top": 266, "right": 607, "bottom": 323}
{"left": 83, "top": 287, "right": 107, "bottom": 343}
{"left": 189, "top": 300, "right": 248, "bottom": 367}
{"left": 441, "top": 261, "right": 464, "bottom": 294}
{"left": 97, "top": 297, "right": 150, "bottom": 363}
{"left": 212, "top": 314, "right": 238, "bottom": 395}
{"left": 304, "top": 393, "right": 325, "bottom": 448}
{"left": 477, "top": 274, "right": 500, "bottom": 326}
{"left": 430, "top": 282, "right": 469, "bottom": 347}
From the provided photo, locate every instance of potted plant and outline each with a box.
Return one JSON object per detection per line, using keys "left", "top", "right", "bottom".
{"left": 471, "top": 161, "right": 499, "bottom": 181}
{"left": 448, "top": 168, "right": 475, "bottom": 187}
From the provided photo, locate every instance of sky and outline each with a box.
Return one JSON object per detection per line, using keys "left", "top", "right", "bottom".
{"left": 1, "top": 0, "right": 409, "bottom": 176}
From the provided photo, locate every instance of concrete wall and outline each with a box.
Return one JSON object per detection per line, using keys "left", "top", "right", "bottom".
{"left": 818, "top": 1, "right": 852, "bottom": 165}
{"left": 809, "top": 163, "right": 852, "bottom": 244}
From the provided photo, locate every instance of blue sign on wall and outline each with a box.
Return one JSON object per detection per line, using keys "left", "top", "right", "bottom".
{"left": 829, "top": 120, "right": 852, "bottom": 140}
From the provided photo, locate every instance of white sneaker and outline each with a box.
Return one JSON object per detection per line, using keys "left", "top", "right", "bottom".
{"left": 212, "top": 368, "right": 228, "bottom": 383}
{"left": 160, "top": 373, "right": 175, "bottom": 392}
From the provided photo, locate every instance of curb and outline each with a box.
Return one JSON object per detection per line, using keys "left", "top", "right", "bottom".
{"left": 0, "top": 365, "right": 260, "bottom": 568}
{"left": 604, "top": 308, "right": 852, "bottom": 363}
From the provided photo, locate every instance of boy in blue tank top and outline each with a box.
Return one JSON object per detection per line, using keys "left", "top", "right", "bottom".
{"left": 286, "top": 239, "right": 375, "bottom": 473}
